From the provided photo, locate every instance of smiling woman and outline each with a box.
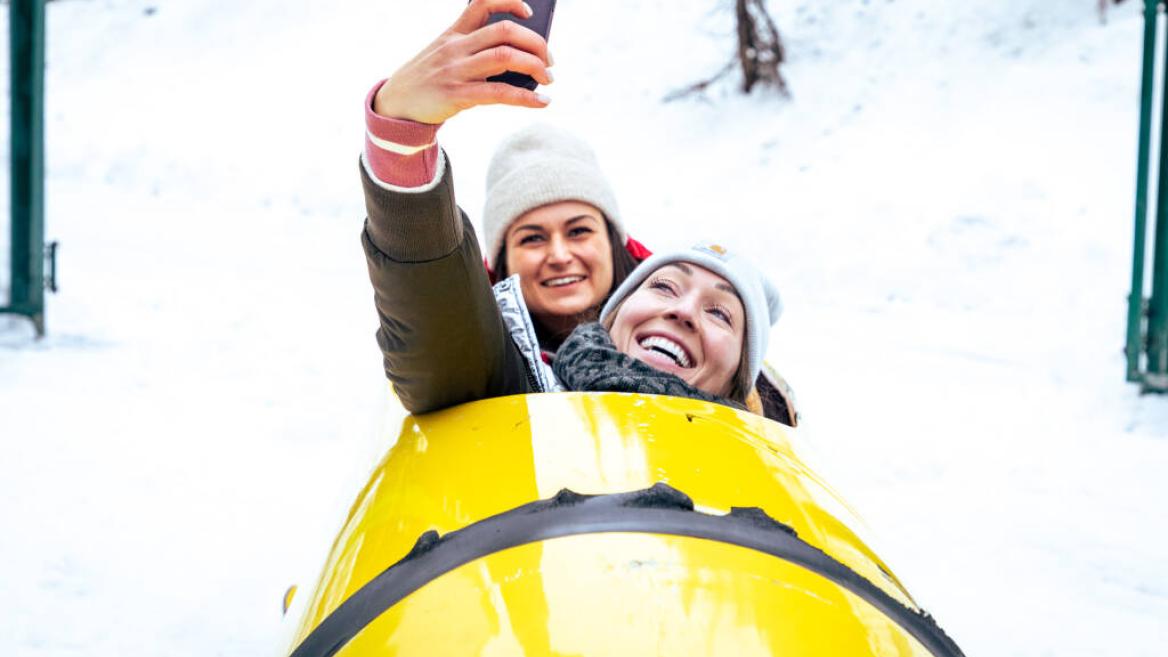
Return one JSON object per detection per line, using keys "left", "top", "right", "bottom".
{"left": 477, "top": 124, "right": 645, "bottom": 349}
{"left": 546, "top": 242, "right": 782, "bottom": 407}
{"left": 606, "top": 262, "right": 749, "bottom": 400}
{"left": 359, "top": 0, "right": 658, "bottom": 414}
{"left": 362, "top": 0, "right": 648, "bottom": 358}
{"left": 499, "top": 203, "right": 616, "bottom": 339}
{"left": 359, "top": 0, "right": 789, "bottom": 416}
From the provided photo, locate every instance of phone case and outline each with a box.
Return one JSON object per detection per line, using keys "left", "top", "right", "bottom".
{"left": 484, "top": 0, "right": 557, "bottom": 91}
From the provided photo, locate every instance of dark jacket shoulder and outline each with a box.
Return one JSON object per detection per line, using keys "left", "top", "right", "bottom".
{"left": 359, "top": 157, "right": 535, "bottom": 413}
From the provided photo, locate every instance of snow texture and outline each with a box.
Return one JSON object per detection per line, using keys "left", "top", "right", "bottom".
{"left": 1, "top": 1, "right": 1166, "bottom": 655}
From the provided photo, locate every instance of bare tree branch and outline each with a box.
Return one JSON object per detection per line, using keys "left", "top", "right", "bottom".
{"left": 666, "top": 0, "right": 789, "bottom": 102}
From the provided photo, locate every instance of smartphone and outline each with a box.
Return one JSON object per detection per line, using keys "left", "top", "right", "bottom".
{"left": 484, "top": 0, "right": 557, "bottom": 91}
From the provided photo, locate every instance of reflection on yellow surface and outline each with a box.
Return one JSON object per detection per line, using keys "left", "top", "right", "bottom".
{"left": 290, "top": 392, "right": 930, "bottom": 655}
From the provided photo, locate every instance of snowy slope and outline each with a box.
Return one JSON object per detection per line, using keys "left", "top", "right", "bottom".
{"left": 1, "top": 0, "right": 1165, "bottom": 655}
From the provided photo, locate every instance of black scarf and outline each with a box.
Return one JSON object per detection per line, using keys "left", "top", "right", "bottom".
{"left": 553, "top": 322, "right": 744, "bottom": 410}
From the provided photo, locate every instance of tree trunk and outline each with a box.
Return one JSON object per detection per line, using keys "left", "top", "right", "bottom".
{"left": 736, "top": 0, "right": 788, "bottom": 95}
{"left": 664, "top": 0, "right": 789, "bottom": 101}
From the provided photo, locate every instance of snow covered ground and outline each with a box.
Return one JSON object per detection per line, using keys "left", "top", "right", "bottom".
{"left": 1, "top": 0, "right": 1165, "bottom": 655}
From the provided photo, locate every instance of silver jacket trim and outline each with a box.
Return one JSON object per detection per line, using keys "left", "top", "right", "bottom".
{"left": 492, "top": 275, "right": 564, "bottom": 393}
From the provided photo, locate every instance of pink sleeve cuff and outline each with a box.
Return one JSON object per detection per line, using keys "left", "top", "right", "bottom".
{"left": 364, "top": 79, "right": 443, "bottom": 188}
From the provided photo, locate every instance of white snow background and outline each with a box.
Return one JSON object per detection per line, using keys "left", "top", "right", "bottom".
{"left": 2, "top": 0, "right": 1166, "bottom": 655}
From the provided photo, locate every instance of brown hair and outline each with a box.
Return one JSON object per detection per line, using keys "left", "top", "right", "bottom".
{"left": 601, "top": 291, "right": 753, "bottom": 404}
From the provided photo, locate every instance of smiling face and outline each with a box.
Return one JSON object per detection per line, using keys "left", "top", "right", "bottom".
{"left": 504, "top": 201, "right": 615, "bottom": 337}
{"left": 607, "top": 263, "right": 746, "bottom": 398}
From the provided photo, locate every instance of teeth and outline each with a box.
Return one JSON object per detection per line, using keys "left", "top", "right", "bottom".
{"left": 544, "top": 276, "right": 584, "bottom": 287}
{"left": 639, "top": 336, "right": 692, "bottom": 368}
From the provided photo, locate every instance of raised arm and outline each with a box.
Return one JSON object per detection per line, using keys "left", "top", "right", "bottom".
{"left": 360, "top": 158, "right": 535, "bottom": 414}
{"left": 358, "top": 0, "right": 553, "bottom": 413}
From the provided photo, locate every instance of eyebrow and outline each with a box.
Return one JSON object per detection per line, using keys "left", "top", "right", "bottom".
{"left": 664, "top": 263, "right": 738, "bottom": 295}
{"left": 565, "top": 214, "right": 601, "bottom": 225}
{"left": 511, "top": 214, "right": 600, "bottom": 234}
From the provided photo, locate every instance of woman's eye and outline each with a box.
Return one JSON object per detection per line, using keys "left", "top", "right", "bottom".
{"left": 568, "top": 226, "right": 594, "bottom": 238}
{"left": 708, "top": 306, "right": 732, "bottom": 324}
{"left": 518, "top": 234, "right": 545, "bottom": 246}
{"left": 648, "top": 278, "right": 677, "bottom": 295}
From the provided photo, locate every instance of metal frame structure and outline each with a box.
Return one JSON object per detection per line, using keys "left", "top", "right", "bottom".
{"left": 1127, "top": 0, "right": 1168, "bottom": 390}
{"left": 2, "top": 0, "right": 51, "bottom": 336}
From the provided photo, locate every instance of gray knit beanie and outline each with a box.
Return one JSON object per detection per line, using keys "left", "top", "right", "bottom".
{"left": 599, "top": 241, "right": 782, "bottom": 387}
{"left": 483, "top": 124, "right": 625, "bottom": 270}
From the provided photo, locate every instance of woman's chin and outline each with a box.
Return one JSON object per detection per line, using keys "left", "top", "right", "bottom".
{"left": 541, "top": 297, "right": 594, "bottom": 318}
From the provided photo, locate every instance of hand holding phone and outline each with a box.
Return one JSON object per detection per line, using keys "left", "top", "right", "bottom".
{"left": 373, "top": 0, "right": 554, "bottom": 124}
{"left": 485, "top": 0, "right": 557, "bottom": 90}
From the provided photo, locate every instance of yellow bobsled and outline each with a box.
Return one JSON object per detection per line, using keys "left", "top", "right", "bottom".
{"left": 284, "top": 393, "right": 963, "bottom": 657}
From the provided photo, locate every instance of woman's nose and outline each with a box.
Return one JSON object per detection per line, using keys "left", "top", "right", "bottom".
{"left": 546, "top": 235, "right": 572, "bottom": 264}
{"left": 664, "top": 299, "right": 698, "bottom": 330}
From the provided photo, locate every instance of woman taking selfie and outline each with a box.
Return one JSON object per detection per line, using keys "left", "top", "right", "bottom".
{"left": 362, "top": 0, "right": 647, "bottom": 351}
{"left": 361, "top": 0, "right": 795, "bottom": 422}
{"left": 367, "top": 208, "right": 781, "bottom": 412}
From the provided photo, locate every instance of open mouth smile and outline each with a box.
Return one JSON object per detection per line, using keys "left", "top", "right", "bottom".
{"left": 542, "top": 275, "right": 586, "bottom": 288}
{"left": 638, "top": 334, "right": 693, "bottom": 368}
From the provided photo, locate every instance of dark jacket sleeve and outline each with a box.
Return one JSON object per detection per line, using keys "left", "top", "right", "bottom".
{"left": 360, "top": 157, "right": 535, "bottom": 414}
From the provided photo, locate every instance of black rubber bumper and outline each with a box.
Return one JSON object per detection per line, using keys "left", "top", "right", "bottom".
{"left": 290, "top": 483, "right": 964, "bottom": 657}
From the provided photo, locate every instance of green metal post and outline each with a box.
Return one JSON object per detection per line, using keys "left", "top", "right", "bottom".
{"left": 6, "top": 0, "right": 47, "bottom": 335}
{"left": 1148, "top": 0, "right": 1168, "bottom": 379}
{"left": 1128, "top": 0, "right": 1162, "bottom": 381}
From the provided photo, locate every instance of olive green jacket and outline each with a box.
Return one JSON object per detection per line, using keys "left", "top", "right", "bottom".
{"left": 360, "top": 157, "right": 538, "bottom": 414}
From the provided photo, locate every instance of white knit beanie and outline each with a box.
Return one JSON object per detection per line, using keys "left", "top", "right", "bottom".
{"left": 483, "top": 124, "right": 625, "bottom": 270}
{"left": 599, "top": 241, "right": 782, "bottom": 387}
